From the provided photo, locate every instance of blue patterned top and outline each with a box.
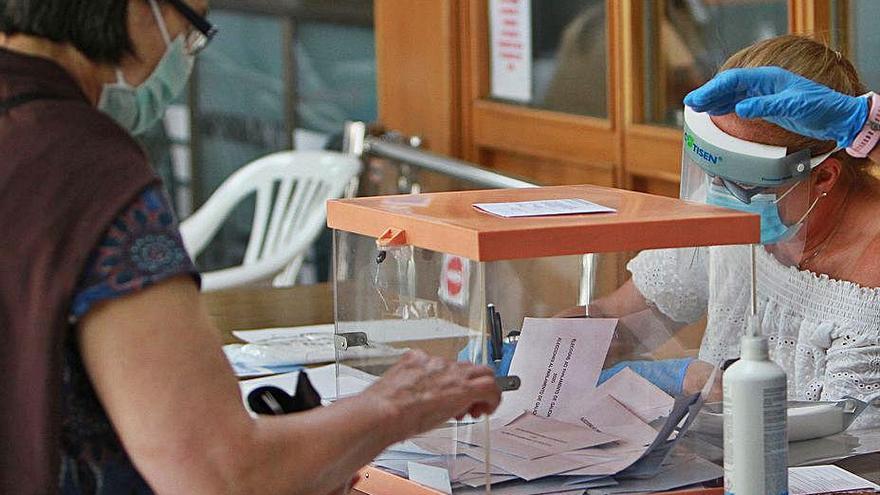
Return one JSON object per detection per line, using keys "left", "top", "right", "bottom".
{"left": 61, "top": 185, "right": 198, "bottom": 494}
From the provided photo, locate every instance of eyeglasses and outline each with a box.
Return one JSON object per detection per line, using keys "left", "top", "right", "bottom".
{"left": 711, "top": 176, "right": 770, "bottom": 204}
{"left": 165, "top": 0, "right": 218, "bottom": 55}
{"left": 710, "top": 176, "right": 799, "bottom": 205}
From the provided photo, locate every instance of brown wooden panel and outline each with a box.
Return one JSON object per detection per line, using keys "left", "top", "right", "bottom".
{"left": 472, "top": 100, "right": 616, "bottom": 166}
{"left": 622, "top": 124, "right": 682, "bottom": 180}
{"left": 374, "top": 0, "right": 460, "bottom": 155}
{"left": 483, "top": 149, "right": 615, "bottom": 187}
{"left": 790, "top": 0, "right": 830, "bottom": 34}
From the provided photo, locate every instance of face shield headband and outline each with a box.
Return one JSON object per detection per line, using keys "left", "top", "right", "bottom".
{"left": 683, "top": 106, "right": 837, "bottom": 203}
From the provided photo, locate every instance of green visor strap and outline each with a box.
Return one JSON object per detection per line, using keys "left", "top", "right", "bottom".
{"left": 683, "top": 106, "right": 835, "bottom": 188}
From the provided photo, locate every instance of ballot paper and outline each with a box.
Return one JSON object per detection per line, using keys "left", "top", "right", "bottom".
{"left": 559, "top": 451, "right": 647, "bottom": 477}
{"left": 459, "top": 473, "right": 519, "bottom": 488}
{"left": 408, "top": 462, "right": 453, "bottom": 494}
{"left": 456, "top": 476, "right": 618, "bottom": 495}
{"left": 490, "top": 412, "right": 618, "bottom": 459}
{"left": 496, "top": 318, "right": 618, "bottom": 420}
{"left": 370, "top": 315, "right": 715, "bottom": 493}
{"left": 618, "top": 392, "right": 706, "bottom": 479}
{"left": 788, "top": 465, "right": 880, "bottom": 495}
{"left": 582, "top": 395, "right": 657, "bottom": 445}
{"left": 473, "top": 198, "right": 616, "bottom": 218}
{"left": 595, "top": 367, "right": 675, "bottom": 423}
{"left": 463, "top": 445, "right": 588, "bottom": 481}
{"left": 586, "top": 456, "right": 723, "bottom": 495}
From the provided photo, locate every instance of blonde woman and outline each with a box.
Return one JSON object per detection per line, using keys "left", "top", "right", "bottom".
{"left": 585, "top": 35, "right": 880, "bottom": 428}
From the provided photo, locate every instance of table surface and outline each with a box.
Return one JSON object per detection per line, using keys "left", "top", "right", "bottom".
{"left": 351, "top": 453, "right": 879, "bottom": 495}
{"left": 202, "top": 282, "right": 334, "bottom": 344}
{"left": 203, "top": 284, "right": 879, "bottom": 493}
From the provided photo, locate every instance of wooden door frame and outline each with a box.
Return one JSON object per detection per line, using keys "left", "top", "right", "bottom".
{"left": 375, "top": 0, "right": 840, "bottom": 191}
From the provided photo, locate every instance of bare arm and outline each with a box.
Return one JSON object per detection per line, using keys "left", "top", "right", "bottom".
{"left": 554, "top": 280, "right": 652, "bottom": 318}
{"left": 79, "top": 276, "right": 501, "bottom": 495}
{"left": 588, "top": 279, "right": 653, "bottom": 318}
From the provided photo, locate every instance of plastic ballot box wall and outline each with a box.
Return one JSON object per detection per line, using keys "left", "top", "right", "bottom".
{"left": 326, "top": 185, "right": 759, "bottom": 494}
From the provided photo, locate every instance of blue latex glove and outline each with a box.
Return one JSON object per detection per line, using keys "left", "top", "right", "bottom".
{"left": 457, "top": 341, "right": 516, "bottom": 377}
{"left": 684, "top": 67, "right": 869, "bottom": 148}
{"left": 598, "top": 358, "right": 694, "bottom": 397}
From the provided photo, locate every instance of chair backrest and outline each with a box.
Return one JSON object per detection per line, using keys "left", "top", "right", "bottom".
{"left": 180, "top": 150, "right": 361, "bottom": 291}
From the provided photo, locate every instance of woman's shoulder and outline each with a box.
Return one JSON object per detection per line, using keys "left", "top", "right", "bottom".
{"left": 14, "top": 97, "right": 148, "bottom": 178}
{"left": 34, "top": 102, "right": 157, "bottom": 197}
{"left": 847, "top": 187, "right": 880, "bottom": 287}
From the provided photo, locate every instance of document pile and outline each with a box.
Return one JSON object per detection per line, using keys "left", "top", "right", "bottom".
{"left": 224, "top": 318, "right": 473, "bottom": 377}
{"left": 374, "top": 318, "right": 720, "bottom": 494}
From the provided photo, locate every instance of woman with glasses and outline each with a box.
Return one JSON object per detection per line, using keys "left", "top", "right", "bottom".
{"left": 0, "top": 1, "right": 501, "bottom": 494}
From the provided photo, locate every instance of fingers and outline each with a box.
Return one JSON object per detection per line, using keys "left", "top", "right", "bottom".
{"left": 462, "top": 362, "right": 496, "bottom": 379}
{"left": 684, "top": 67, "right": 794, "bottom": 114}
{"left": 380, "top": 351, "right": 502, "bottom": 430}
{"left": 684, "top": 69, "right": 750, "bottom": 112}
{"left": 734, "top": 94, "right": 789, "bottom": 120}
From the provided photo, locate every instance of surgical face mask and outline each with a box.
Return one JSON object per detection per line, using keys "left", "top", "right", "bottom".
{"left": 706, "top": 182, "right": 819, "bottom": 245}
{"left": 98, "top": 0, "right": 194, "bottom": 135}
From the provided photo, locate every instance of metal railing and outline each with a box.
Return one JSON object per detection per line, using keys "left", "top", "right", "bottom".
{"left": 343, "top": 122, "right": 537, "bottom": 190}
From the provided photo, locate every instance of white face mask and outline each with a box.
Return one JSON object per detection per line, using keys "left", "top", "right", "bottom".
{"left": 98, "top": 0, "right": 194, "bottom": 135}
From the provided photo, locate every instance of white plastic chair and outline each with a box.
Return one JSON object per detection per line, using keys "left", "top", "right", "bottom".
{"left": 179, "top": 150, "right": 361, "bottom": 291}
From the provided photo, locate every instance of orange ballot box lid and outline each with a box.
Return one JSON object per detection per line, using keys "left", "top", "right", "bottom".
{"left": 327, "top": 184, "right": 760, "bottom": 261}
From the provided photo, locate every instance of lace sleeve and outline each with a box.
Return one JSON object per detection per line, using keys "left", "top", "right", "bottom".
{"left": 627, "top": 247, "right": 710, "bottom": 324}
{"left": 821, "top": 325, "right": 880, "bottom": 428}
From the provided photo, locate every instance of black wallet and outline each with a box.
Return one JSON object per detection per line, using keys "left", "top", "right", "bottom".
{"left": 247, "top": 371, "right": 323, "bottom": 415}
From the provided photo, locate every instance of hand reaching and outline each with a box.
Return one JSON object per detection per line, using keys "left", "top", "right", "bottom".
{"left": 684, "top": 67, "right": 868, "bottom": 148}
{"left": 363, "top": 350, "right": 502, "bottom": 442}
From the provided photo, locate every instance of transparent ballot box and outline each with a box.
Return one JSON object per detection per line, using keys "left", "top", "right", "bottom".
{"left": 326, "top": 185, "right": 759, "bottom": 494}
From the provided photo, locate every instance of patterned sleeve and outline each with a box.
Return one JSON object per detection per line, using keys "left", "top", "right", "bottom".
{"left": 69, "top": 185, "right": 200, "bottom": 321}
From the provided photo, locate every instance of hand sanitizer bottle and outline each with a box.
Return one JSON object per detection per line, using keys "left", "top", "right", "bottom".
{"left": 723, "top": 317, "right": 788, "bottom": 495}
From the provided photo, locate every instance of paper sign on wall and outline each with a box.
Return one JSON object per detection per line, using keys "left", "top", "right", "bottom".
{"left": 489, "top": 0, "right": 532, "bottom": 103}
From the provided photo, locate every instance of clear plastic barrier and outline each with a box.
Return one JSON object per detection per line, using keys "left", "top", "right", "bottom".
{"left": 333, "top": 228, "right": 743, "bottom": 493}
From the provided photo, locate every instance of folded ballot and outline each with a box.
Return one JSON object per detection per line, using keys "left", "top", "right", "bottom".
{"left": 375, "top": 317, "right": 719, "bottom": 494}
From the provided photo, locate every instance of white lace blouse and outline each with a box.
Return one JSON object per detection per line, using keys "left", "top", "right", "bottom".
{"left": 628, "top": 245, "right": 880, "bottom": 428}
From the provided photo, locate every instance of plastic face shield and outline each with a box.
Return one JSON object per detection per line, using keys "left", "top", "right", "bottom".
{"left": 680, "top": 106, "right": 829, "bottom": 264}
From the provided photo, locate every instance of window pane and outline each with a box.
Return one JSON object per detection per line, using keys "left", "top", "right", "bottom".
{"left": 295, "top": 21, "right": 378, "bottom": 136}
{"left": 642, "top": 0, "right": 788, "bottom": 127}
{"left": 192, "top": 10, "right": 289, "bottom": 271}
{"left": 489, "top": 0, "right": 608, "bottom": 118}
{"left": 845, "top": 0, "right": 880, "bottom": 92}
{"left": 147, "top": 8, "right": 377, "bottom": 275}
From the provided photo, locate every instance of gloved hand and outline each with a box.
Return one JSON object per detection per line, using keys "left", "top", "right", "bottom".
{"left": 684, "top": 67, "right": 869, "bottom": 148}
{"left": 598, "top": 358, "right": 694, "bottom": 397}
{"left": 457, "top": 340, "right": 517, "bottom": 377}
